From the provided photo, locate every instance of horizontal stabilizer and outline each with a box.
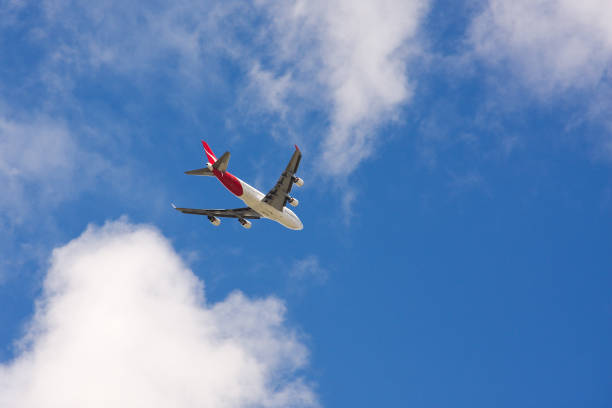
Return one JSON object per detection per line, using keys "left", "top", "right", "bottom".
{"left": 213, "top": 151, "right": 230, "bottom": 173}
{"left": 184, "top": 167, "right": 214, "bottom": 176}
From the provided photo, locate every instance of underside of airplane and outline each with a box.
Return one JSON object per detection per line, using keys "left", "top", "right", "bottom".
{"left": 173, "top": 141, "right": 304, "bottom": 230}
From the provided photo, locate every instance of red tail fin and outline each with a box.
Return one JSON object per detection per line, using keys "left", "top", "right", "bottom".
{"left": 201, "top": 140, "right": 217, "bottom": 163}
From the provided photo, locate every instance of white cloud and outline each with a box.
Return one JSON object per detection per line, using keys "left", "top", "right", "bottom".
{"left": 0, "top": 219, "right": 317, "bottom": 408}
{"left": 469, "top": 0, "right": 612, "bottom": 93}
{"left": 8, "top": 0, "right": 432, "bottom": 176}
{"left": 40, "top": 1, "right": 205, "bottom": 70}
{"left": 13, "top": 0, "right": 235, "bottom": 98}
{"left": 289, "top": 255, "right": 328, "bottom": 285}
{"left": 0, "top": 114, "right": 111, "bottom": 224}
{"left": 0, "top": 116, "right": 75, "bottom": 180}
{"left": 468, "top": 0, "right": 612, "bottom": 160}
{"left": 252, "top": 0, "right": 430, "bottom": 175}
{"left": 247, "top": 64, "right": 293, "bottom": 118}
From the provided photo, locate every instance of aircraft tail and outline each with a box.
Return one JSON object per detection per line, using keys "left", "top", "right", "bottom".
{"left": 201, "top": 140, "right": 217, "bottom": 164}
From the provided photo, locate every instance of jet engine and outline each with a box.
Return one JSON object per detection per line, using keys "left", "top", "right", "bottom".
{"left": 287, "top": 197, "right": 299, "bottom": 207}
{"left": 207, "top": 215, "right": 221, "bottom": 226}
{"left": 238, "top": 218, "right": 252, "bottom": 229}
{"left": 293, "top": 176, "right": 304, "bottom": 187}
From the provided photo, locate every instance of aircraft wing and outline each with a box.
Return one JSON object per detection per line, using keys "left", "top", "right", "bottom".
{"left": 173, "top": 205, "right": 261, "bottom": 219}
{"left": 262, "top": 145, "right": 302, "bottom": 211}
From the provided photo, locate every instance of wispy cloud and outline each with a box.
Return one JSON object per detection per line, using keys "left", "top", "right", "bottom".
{"left": 0, "top": 219, "right": 317, "bottom": 407}
{"left": 250, "top": 0, "right": 431, "bottom": 175}
{"left": 0, "top": 113, "right": 111, "bottom": 224}
{"left": 247, "top": 64, "right": 293, "bottom": 119}
{"left": 3, "top": 0, "right": 241, "bottom": 103}
{"left": 469, "top": 0, "right": 612, "bottom": 94}
{"left": 5, "top": 0, "right": 433, "bottom": 177}
{"left": 467, "top": 0, "right": 612, "bottom": 159}
{"left": 289, "top": 255, "right": 328, "bottom": 285}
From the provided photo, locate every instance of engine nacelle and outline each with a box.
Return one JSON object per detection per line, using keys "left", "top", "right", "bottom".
{"left": 207, "top": 215, "right": 221, "bottom": 226}
{"left": 238, "top": 218, "right": 252, "bottom": 229}
{"left": 287, "top": 197, "right": 299, "bottom": 207}
{"left": 293, "top": 176, "right": 304, "bottom": 187}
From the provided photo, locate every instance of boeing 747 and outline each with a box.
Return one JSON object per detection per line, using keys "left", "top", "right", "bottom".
{"left": 173, "top": 141, "right": 303, "bottom": 230}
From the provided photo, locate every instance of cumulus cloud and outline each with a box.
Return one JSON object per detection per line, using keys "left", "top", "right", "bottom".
{"left": 252, "top": 0, "right": 430, "bottom": 175}
{"left": 0, "top": 219, "right": 316, "bottom": 407}
{"left": 469, "top": 0, "right": 612, "bottom": 93}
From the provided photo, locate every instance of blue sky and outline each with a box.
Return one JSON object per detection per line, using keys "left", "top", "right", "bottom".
{"left": 1, "top": 0, "right": 611, "bottom": 407}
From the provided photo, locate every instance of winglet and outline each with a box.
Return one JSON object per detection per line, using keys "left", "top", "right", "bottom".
{"left": 201, "top": 140, "right": 217, "bottom": 163}
{"left": 295, "top": 144, "right": 300, "bottom": 152}
{"left": 171, "top": 203, "right": 177, "bottom": 209}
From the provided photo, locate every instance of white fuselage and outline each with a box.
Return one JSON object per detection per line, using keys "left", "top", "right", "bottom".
{"left": 237, "top": 178, "right": 303, "bottom": 230}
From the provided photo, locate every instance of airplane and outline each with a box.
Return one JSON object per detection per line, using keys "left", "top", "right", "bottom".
{"left": 172, "top": 140, "right": 304, "bottom": 230}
